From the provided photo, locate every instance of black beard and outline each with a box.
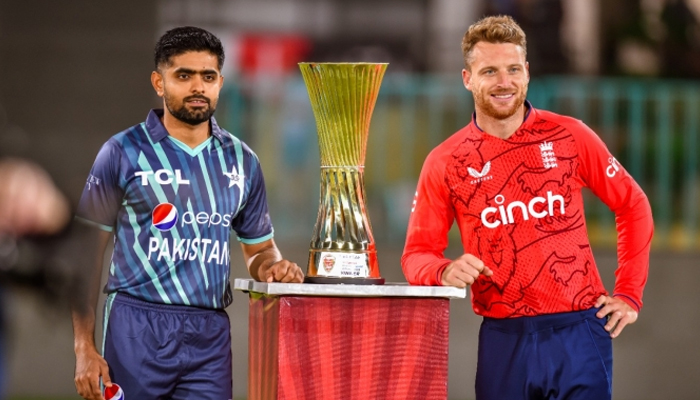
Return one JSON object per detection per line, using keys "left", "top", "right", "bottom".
{"left": 164, "top": 94, "right": 216, "bottom": 126}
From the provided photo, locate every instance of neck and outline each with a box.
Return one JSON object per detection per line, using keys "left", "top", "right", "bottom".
{"left": 161, "top": 110, "right": 211, "bottom": 148}
{"left": 475, "top": 104, "right": 527, "bottom": 140}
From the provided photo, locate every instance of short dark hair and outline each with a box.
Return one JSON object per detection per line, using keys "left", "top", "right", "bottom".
{"left": 154, "top": 26, "right": 225, "bottom": 71}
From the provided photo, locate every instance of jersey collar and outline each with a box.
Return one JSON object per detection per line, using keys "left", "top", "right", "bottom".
{"left": 471, "top": 99, "right": 535, "bottom": 133}
{"left": 145, "top": 109, "right": 227, "bottom": 143}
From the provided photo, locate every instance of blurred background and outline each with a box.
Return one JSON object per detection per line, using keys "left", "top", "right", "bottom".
{"left": 0, "top": 0, "right": 698, "bottom": 399}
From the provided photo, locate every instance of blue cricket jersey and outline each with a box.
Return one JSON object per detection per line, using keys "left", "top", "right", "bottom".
{"left": 76, "top": 109, "right": 274, "bottom": 309}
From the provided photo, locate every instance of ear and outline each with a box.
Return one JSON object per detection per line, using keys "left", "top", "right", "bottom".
{"left": 151, "top": 70, "right": 164, "bottom": 97}
{"left": 525, "top": 61, "right": 530, "bottom": 83}
{"left": 462, "top": 68, "right": 472, "bottom": 91}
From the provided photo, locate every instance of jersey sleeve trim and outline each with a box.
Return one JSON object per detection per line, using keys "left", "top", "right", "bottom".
{"left": 612, "top": 293, "right": 640, "bottom": 312}
{"left": 237, "top": 231, "right": 274, "bottom": 245}
{"left": 74, "top": 216, "right": 113, "bottom": 232}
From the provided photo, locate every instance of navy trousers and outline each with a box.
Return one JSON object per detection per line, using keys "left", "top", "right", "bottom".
{"left": 102, "top": 293, "right": 232, "bottom": 400}
{"left": 476, "top": 308, "right": 613, "bottom": 400}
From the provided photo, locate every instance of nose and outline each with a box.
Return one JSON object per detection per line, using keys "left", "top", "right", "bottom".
{"left": 495, "top": 70, "right": 510, "bottom": 87}
{"left": 190, "top": 75, "right": 205, "bottom": 93}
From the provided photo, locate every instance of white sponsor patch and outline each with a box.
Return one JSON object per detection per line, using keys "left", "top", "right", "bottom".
{"left": 317, "top": 252, "right": 369, "bottom": 278}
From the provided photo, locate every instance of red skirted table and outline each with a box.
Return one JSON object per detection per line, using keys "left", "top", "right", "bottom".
{"left": 234, "top": 279, "right": 466, "bottom": 400}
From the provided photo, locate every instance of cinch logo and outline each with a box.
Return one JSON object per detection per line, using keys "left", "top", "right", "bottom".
{"left": 480, "top": 191, "right": 565, "bottom": 229}
{"left": 468, "top": 161, "right": 493, "bottom": 184}
{"left": 152, "top": 203, "right": 179, "bottom": 231}
{"left": 606, "top": 157, "right": 621, "bottom": 177}
{"left": 135, "top": 169, "right": 190, "bottom": 186}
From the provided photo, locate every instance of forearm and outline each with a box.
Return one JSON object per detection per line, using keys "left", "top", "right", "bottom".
{"left": 613, "top": 188, "right": 654, "bottom": 311}
{"left": 71, "top": 227, "right": 110, "bottom": 354}
{"left": 243, "top": 243, "right": 282, "bottom": 282}
{"left": 401, "top": 251, "right": 452, "bottom": 286}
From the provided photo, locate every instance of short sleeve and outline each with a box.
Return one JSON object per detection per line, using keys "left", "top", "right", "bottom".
{"left": 75, "top": 140, "right": 125, "bottom": 231}
{"left": 231, "top": 152, "right": 274, "bottom": 244}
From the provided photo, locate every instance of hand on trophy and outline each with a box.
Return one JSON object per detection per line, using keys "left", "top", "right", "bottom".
{"left": 263, "top": 260, "right": 304, "bottom": 283}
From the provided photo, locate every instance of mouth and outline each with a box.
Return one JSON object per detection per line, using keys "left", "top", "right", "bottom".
{"left": 491, "top": 93, "right": 515, "bottom": 101}
{"left": 185, "top": 97, "right": 210, "bottom": 107}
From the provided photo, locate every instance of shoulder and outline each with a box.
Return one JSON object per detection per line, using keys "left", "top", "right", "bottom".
{"left": 535, "top": 109, "right": 596, "bottom": 137}
{"left": 425, "top": 124, "right": 475, "bottom": 166}
{"left": 222, "top": 129, "right": 261, "bottom": 164}
{"left": 103, "top": 122, "right": 150, "bottom": 151}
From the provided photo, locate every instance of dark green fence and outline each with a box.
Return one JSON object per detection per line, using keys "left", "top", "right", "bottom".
{"left": 219, "top": 74, "right": 699, "bottom": 250}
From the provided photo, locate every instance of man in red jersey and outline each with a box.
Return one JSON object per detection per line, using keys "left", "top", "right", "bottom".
{"left": 401, "top": 15, "right": 653, "bottom": 400}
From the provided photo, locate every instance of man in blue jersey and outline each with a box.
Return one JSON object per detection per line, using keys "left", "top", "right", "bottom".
{"left": 72, "top": 26, "right": 303, "bottom": 400}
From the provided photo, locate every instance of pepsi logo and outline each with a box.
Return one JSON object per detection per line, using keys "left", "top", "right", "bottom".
{"left": 152, "top": 203, "right": 178, "bottom": 231}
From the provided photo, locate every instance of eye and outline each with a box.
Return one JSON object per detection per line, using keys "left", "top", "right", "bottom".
{"left": 178, "top": 73, "right": 189, "bottom": 79}
{"left": 204, "top": 75, "right": 216, "bottom": 81}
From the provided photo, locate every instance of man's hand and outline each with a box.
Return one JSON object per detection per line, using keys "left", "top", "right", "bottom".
{"left": 595, "top": 295, "right": 638, "bottom": 339}
{"left": 74, "top": 346, "right": 112, "bottom": 400}
{"left": 262, "top": 259, "right": 304, "bottom": 283}
{"left": 441, "top": 253, "right": 493, "bottom": 288}
{"left": 241, "top": 239, "right": 304, "bottom": 283}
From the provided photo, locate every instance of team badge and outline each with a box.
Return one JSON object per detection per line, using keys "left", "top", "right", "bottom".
{"left": 539, "top": 141, "right": 558, "bottom": 169}
{"left": 322, "top": 254, "right": 336, "bottom": 273}
{"left": 152, "top": 203, "right": 178, "bottom": 231}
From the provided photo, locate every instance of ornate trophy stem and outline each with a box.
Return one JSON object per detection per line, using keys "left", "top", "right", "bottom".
{"left": 299, "top": 62, "right": 387, "bottom": 284}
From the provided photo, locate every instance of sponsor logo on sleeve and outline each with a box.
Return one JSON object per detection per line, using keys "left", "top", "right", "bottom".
{"left": 606, "top": 157, "right": 621, "bottom": 178}
{"left": 86, "top": 175, "right": 101, "bottom": 190}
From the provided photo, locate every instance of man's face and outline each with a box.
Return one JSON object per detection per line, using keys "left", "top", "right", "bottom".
{"left": 151, "top": 51, "right": 224, "bottom": 126}
{"left": 462, "top": 42, "right": 529, "bottom": 120}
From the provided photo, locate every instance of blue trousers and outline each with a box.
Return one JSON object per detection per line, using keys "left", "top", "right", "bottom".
{"left": 476, "top": 308, "right": 613, "bottom": 400}
{"left": 102, "top": 293, "right": 232, "bottom": 400}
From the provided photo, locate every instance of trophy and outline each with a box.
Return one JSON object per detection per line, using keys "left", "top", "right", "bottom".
{"left": 299, "top": 62, "right": 387, "bottom": 284}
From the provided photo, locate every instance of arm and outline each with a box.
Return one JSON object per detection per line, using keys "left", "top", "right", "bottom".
{"left": 241, "top": 238, "right": 303, "bottom": 283}
{"left": 572, "top": 121, "right": 654, "bottom": 337}
{"left": 71, "top": 139, "right": 124, "bottom": 399}
{"left": 72, "top": 229, "right": 113, "bottom": 400}
{"left": 401, "top": 150, "right": 491, "bottom": 286}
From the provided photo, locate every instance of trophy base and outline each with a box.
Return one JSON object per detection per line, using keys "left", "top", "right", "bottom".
{"left": 304, "top": 276, "right": 385, "bottom": 285}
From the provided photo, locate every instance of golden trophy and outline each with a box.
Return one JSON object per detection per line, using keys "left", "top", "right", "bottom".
{"left": 299, "top": 62, "right": 387, "bottom": 284}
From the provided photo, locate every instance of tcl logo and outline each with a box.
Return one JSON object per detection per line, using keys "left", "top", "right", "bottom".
{"left": 135, "top": 169, "right": 190, "bottom": 186}
{"left": 481, "top": 191, "right": 565, "bottom": 229}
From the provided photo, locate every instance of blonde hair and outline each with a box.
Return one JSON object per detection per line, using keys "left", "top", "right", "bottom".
{"left": 461, "top": 15, "right": 527, "bottom": 69}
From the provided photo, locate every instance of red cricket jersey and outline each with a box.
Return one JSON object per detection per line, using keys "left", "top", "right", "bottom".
{"left": 402, "top": 104, "right": 653, "bottom": 318}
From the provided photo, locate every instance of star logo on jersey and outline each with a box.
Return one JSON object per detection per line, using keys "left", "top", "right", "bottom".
{"left": 468, "top": 161, "right": 493, "bottom": 184}
{"left": 223, "top": 166, "right": 245, "bottom": 189}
